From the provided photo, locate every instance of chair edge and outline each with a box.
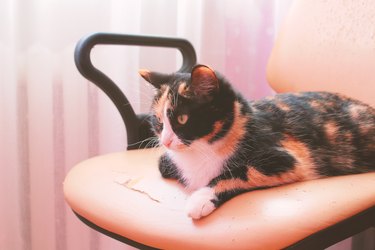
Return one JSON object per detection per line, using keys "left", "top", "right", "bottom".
{"left": 73, "top": 211, "right": 160, "bottom": 250}
{"left": 285, "top": 205, "right": 375, "bottom": 250}
{"left": 72, "top": 205, "right": 375, "bottom": 250}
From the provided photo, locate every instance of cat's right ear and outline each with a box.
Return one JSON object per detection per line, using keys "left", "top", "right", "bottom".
{"left": 139, "top": 69, "right": 171, "bottom": 89}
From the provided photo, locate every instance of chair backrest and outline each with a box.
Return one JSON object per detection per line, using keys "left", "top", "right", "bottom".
{"left": 74, "top": 33, "right": 196, "bottom": 149}
{"left": 267, "top": 0, "right": 375, "bottom": 107}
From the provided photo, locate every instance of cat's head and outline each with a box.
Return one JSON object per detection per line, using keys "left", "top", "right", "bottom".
{"left": 140, "top": 65, "right": 235, "bottom": 151}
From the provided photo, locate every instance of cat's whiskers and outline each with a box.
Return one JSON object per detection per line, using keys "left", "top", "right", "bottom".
{"left": 117, "top": 88, "right": 156, "bottom": 112}
{"left": 130, "top": 87, "right": 156, "bottom": 102}
{"left": 126, "top": 136, "right": 160, "bottom": 150}
{"left": 145, "top": 138, "right": 160, "bottom": 150}
{"left": 173, "top": 91, "right": 179, "bottom": 107}
{"left": 222, "top": 161, "right": 235, "bottom": 179}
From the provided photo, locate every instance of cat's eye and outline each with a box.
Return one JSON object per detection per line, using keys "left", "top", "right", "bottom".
{"left": 177, "top": 114, "right": 188, "bottom": 125}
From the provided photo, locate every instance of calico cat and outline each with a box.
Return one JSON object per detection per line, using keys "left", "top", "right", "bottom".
{"left": 139, "top": 65, "right": 375, "bottom": 220}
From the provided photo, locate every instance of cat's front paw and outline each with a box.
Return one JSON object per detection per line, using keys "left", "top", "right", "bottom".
{"left": 185, "top": 187, "right": 217, "bottom": 219}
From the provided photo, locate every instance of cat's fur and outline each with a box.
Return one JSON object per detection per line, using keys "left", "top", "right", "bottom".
{"left": 140, "top": 65, "right": 375, "bottom": 219}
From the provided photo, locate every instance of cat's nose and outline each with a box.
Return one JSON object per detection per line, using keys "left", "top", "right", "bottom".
{"left": 162, "top": 138, "right": 173, "bottom": 148}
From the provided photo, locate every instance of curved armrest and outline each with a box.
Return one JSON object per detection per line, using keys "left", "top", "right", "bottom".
{"left": 74, "top": 33, "right": 197, "bottom": 149}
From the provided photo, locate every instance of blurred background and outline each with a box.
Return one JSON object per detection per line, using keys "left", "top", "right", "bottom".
{"left": 0, "top": 0, "right": 335, "bottom": 249}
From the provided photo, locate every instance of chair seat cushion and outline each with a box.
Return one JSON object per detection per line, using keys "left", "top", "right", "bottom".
{"left": 63, "top": 148, "right": 375, "bottom": 250}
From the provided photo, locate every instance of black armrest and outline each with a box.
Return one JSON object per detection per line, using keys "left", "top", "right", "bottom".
{"left": 74, "top": 33, "right": 197, "bottom": 150}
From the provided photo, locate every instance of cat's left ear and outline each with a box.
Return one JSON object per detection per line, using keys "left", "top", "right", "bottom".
{"left": 190, "top": 65, "right": 219, "bottom": 100}
{"left": 139, "top": 69, "right": 171, "bottom": 89}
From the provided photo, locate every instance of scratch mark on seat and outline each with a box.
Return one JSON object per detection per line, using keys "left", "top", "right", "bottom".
{"left": 114, "top": 176, "right": 161, "bottom": 203}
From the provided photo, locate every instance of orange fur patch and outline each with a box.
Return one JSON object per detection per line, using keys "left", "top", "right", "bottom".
{"left": 280, "top": 135, "right": 318, "bottom": 179}
{"left": 277, "top": 101, "right": 291, "bottom": 112}
{"left": 343, "top": 132, "right": 353, "bottom": 142}
{"left": 202, "top": 121, "right": 224, "bottom": 142}
{"left": 213, "top": 135, "right": 318, "bottom": 194}
{"left": 212, "top": 101, "right": 248, "bottom": 156}
{"left": 309, "top": 100, "right": 323, "bottom": 110}
{"left": 178, "top": 82, "right": 189, "bottom": 98}
{"left": 324, "top": 121, "right": 339, "bottom": 142}
{"left": 349, "top": 104, "right": 366, "bottom": 120}
{"left": 214, "top": 178, "right": 251, "bottom": 194}
{"left": 349, "top": 104, "right": 374, "bottom": 135}
{"left": 152, "top": 85, "right": 170, "bottom": 121}
{"left": 359, "top": 122, "right": 373, "bottom": 135}
{"left": 214, "top": 163, "right": 317, "bottom": 194}
{"left": 247, "top": 168, "right": 301, "bottom": 187}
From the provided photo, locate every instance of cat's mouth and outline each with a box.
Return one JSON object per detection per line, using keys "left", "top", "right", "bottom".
{"left": 161, "top": 138, "right": 189, "bottom": 151}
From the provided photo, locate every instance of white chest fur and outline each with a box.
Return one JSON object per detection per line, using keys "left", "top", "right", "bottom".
{"left": 167, "top": 140, "right": 226, "bottom": 191}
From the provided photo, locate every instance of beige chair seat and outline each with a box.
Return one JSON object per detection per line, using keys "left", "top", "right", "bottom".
{"left": 64, "top": 148, "right": 375, "bottom": 250}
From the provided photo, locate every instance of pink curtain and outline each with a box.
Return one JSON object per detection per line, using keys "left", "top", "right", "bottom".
{"left": 0, "top": 1, "right": 292, "bottom": 249}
